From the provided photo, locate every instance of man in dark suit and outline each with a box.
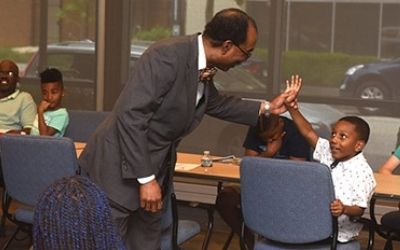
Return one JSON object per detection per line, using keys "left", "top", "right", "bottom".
{"left": 79, "top": 8, "right": 295, "bottom": 250}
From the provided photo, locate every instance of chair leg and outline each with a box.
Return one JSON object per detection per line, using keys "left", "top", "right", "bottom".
{"left": 0, "top": 189, "right": 11, "bottom": 237}
{"left": 2, "top": 227, "right": 21, "bottom": 250}
{"left": 239, "top": 222, "right": 250, "bottom": 250}
{"left": 357, "top": 217, "right": 375, "bottom": 250}
{"left": 222, "top": 230, "right": 235, "bottom": 250}
{"left": 384, "top": 239, "right": 393, "bottom": 250}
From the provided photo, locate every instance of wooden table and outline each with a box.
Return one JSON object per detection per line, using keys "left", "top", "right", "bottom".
{"left": 176, "top": 153, "right": 240, "bottom": 182}
{"left": 73, "top": 145, "right": 400, "bottom": 204}
{"left": 175, "top": 156, "right": 400, "bottom": 199}
{"left": 174, "top": 153, "right": 240, "bottom": 250}
{"left": 373, "top": 173, "right": 400, "bottom": 199}
{"left": 369, "top": 173, "right": 400, "bottom": 247}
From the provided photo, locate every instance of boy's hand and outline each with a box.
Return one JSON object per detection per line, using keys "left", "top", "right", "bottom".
{"left": 284, "top": 75, "right": 302, "bottom": 108}
{"left": 267, "top": 74, "right": 302, "bottom": 115}
{"left": 38, "top": 100, "right": 51, "bottom": 114}
{"left": 330, "top": 199, "right": 345, "bottom": 217}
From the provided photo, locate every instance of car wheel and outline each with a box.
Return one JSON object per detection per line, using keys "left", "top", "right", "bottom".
{"left": 354, "top": 80, "right": 390, "bottom": 114}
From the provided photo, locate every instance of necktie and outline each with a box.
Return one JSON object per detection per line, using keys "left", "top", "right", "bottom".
{"left": 199, "top": 67, "right": 217, "bottom": 82}
{"left": 196, "top": 67, "right": 217, "bottom": 106}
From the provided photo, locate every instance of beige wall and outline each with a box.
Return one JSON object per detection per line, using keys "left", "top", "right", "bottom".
{"left": 0, "top": 0, "right": 36, "bottom": 46}
{"left": 184, "top": 0, "right": 242, "bottom": 34}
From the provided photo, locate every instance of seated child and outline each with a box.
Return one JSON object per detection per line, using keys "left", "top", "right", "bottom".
{"left": 243, "top": 114, "right": 310, "bottom": 160}
{"left": 30, "top": 68, "right": 69, "bottom": 137}
{"left": 379, "top": 145, "right": 400, "bottom": 175}
{"left": 286, "top": 75, "right": 376, "bottom": 243}
{"left": 378, "top": 145, "right": 400, "bottom": 235}
{"left": 33, "top": 175, "right": 125, "bottom": 250}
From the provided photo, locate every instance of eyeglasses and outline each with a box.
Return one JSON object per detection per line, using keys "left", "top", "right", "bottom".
{"left": 233, "top": 43, "right": 252, "bottom": 59}
{"left": 0, "top": 71, "right": 16, "bottom": 77}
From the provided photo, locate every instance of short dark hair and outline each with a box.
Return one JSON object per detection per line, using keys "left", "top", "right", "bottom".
{"left": 338, "top": 116, "right": 370, "bottom": 143}
{"left": 40, "top": 68, "right": 63, "bottom": 87}
{"left": 203, "top": 8, "right": 257, "bottom": 47}
{"left": 258, "top": 114, "right": 282, "bottom": 139}
{"left": 33, "top": 176, "right": 125, "bottom": 250}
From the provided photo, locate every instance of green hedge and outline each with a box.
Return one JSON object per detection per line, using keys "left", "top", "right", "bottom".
{"left": 253, "top": 49, "right": 377, "bottom": 87}
{"left": 283, "top": 51, "right": 377, "bottom": 87}
{"left": 0, "top": 47, "right": 33, "bottom": 63}
{"left": 133, "top": 26, "right": 171, "bottom": 42}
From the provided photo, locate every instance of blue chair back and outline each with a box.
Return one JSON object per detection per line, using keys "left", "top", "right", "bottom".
{"left": 240, "top": 157, "right": 337, "bottom": 246}
{"left": 0, "top": 135, "right": 79, "bottom": 207}
{"left": 64, "top": 110, "right": 110, "bottom": 142}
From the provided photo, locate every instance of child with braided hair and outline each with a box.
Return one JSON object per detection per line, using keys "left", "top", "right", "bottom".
{"left": 33, "top": 175, "right": 125, "bottom": 250}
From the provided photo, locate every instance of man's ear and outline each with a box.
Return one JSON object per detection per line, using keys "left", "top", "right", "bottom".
{"left": 355, "top": 140, "right": 366, "bottom": 152}
{"left": 221, "top": 40, "right": 233, "bottom": 55}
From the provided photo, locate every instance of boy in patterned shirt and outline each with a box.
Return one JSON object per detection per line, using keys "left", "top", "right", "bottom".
{"left": 285, "top": 75, "right": 376, "bottom": 243}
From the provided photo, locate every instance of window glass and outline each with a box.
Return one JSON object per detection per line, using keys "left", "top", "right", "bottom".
{"left": 0, "top": 0, "right": 97, "bottom": 110}
{"left": 283, "top": 0, "right": 400, "bottom": 169}
{"left": 129, "top": 0, "right": 269, "bottom": 98}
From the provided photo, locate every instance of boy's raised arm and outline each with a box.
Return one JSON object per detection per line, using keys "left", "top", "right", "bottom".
{"left": 284, "top": 75, "right": 319, "bottom": 148}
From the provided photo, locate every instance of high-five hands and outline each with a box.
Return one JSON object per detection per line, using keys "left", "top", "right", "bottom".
{"left": 284, "top": 74, "right": 302, "bottom": 109}
{"left": 268, "top": 74, "right": 302, "bottom": 115}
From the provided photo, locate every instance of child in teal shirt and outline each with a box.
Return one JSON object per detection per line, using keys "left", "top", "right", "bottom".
{"left": 30, "top": 68, "right": 69, "bottom": 137}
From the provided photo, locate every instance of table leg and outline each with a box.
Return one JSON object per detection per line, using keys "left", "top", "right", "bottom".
{"left": 202, "top": 205, "right": 215, "bottom": 250}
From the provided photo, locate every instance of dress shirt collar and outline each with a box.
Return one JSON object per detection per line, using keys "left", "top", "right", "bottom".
{"left": 334, "top": 151, "right": 365, "bottom": 170}
{"left": 198, "top": 34, "right": 207, "bottom": 71}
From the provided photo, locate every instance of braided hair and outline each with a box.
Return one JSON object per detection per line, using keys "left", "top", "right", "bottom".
{"left": 33, "top": 175, "right": 125, "bottom": 250}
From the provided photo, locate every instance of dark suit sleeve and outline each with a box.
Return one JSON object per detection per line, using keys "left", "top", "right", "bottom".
{"left": 205, "top": 82, "right": 260, "bottom": 127}
{"left": 115, "top": 48, "right": 177, "bottom": 179}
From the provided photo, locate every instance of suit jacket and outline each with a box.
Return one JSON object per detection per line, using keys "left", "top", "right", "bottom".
{"left": 79, "top": 34, "right": 261, "bottom": 211}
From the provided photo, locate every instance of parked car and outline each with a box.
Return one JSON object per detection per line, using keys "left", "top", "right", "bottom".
{"left": 20, "top": 40, "right": 146, "bottom": 110}
{"left": 339, "top": 59, "right": 400, "bottom": 115}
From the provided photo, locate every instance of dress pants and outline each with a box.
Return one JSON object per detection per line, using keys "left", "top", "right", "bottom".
{"left": 111, "top": 201, "right": 163, "bottom": 250}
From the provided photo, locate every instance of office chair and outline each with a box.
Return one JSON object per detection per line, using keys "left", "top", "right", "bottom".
{"left": 240, "top": 157, "right": 361, "bottom": 250}
{"left": 64, "top": 110, "right": 110, "bottom": 142}
{"left": 0, "top": 134, "right": 79, "bottom": 249}
{"left": 370, "top": 195, "right": 400, "bottom": 250}
{"left": 161, "top": 192, "right": 201, "bottom": 250}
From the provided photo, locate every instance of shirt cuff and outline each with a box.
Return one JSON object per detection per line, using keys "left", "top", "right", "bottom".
{"left": 137, "top": 175, "right": 155, "bottom": 184}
